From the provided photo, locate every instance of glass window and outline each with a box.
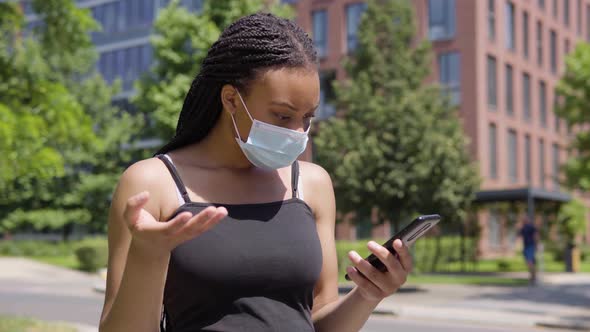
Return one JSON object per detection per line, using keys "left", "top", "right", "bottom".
{"left": 587, "top": 4, "right": 590, "bottom": 41}
{"left": 428, "top": 0, "right": 456, "bottom": 41}
{"left": 539, "top": 139, "right": 546, "bottom": 188}
{"left": 489, "top": 123, "right": 498, "bottom": 178}
{"left": 505, "top": 2, "right": 515, "bottom": 50}
{"left": 438, "top": 52, "right": 461, "bottom": 105}
{"left": 508, "top": 129, "right": 518, "bottom": 183}
{"left": 553, "top": 0, "right": 558, "bottom": 18}
{"left": 115, "top": 49, "right": 125, "bottom": 83}
{"left": 346, "top": 3, "right": 367, "bottom": 53}
{"left": 104, "top": 3, "right": 116, "bottom": 33}
{"left": 565, "top": 39, "right": 570, "bottom": 54}
{"left": 539, "top": 0, "right": 545, "bottom": 9}
{"left": 550, "top": 30, "right": 557, "bottom": 74}
{"left": 487, "top": 56, "right": 497, "bottom": 108}
{"left": 488, "top": 0, "right": 496, "bottom": 41}
{"left": 525, "top": 135, "right": 531, "bottom": 184}
{"left": 523, "top": 12, "right": 529, "bottom": 58}
{"left": 564, "top": 0, "right": 570, "bottom": 26}
{"left": 552, "top": 143, "right": 560, "bottom": 190}
{"left": 116, "top": 0, "right": 126, "bottom": 32}
{"left": 578, "top": 0, "right": 582, "bottom": 35}
{"left": 318, "top": 71, "right": 336, "bottom": 119}
{"left": 554, "top": 95, "right": 561, "bottom": 132}
{"left": 140, "top": 44, "right": 153, "bottom": 73}
{"left": 537, "top": 21, "right": 543, "bottom": 66}
{"left": 523, "top": 73, "right": 531, "bottom": 121}
{"left": 506, "top": 64, "right": 513, "bottom": 115}
{"left": 540, "top": 80, "right": 547, "bottom": 127}
{"left": 488, "top": 209, "right": 501, "bottom": 248}
{"left": 144, "top": 0, "right": 155, "bottom": 23}
{"left": 312, "top": 10, "right": 328, "bottom": 58}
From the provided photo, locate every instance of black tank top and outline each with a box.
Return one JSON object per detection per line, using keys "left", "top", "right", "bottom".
{"left": 156, "top": 155, "right": 323, "bottom": 332}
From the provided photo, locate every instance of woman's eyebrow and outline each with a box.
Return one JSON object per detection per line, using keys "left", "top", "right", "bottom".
{"left": 270, "top": 101, "right": 320, "bottom": 112}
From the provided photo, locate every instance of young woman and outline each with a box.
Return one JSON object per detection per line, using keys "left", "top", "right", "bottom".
{"left": 98, "top": 12, "right": 412, "bottom": 332}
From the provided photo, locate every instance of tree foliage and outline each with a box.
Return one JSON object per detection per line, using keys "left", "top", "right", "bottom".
{"left": 313, "top": 0, "right": 480, "bottom": 230}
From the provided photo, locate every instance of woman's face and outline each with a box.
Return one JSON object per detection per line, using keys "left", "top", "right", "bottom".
{"left": 222, "top": 67, "right": 320, "bottom": 141}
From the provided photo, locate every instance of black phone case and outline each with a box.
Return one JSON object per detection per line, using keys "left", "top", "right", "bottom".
{"left": 344, "top": 214, "right": 441, "bottom": 281}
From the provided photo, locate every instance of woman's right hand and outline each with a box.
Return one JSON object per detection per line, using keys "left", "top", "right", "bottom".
{"left": 122, "top": 191, "right": 227, "bottom": 256}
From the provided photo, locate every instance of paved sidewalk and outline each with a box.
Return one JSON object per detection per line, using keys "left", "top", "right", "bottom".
{"left": 369, "top": 273, "right": 590, "bottom": 331}
{"left": 0, "top": 257, "right": 102, "bottom": 332}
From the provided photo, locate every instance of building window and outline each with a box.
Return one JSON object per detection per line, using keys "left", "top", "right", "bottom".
{"left": 564, "top": 0, "right": 570, "bottom": 26}
{"left": 98, "top": 44, "right": 153, "bottom": 91}
{"left": 550, "top": 30, "right": 557, "bottom": 74}
{"left": 540, "top": 80, "right": 547, "bottom": 127}
{"left": 552, "top": 143, "right": 560, "bottom": 190}
{"left": 489, "top": 123, "right": 498, "bottom": 179}
{"left": 539, "top": 138, "right": 546, "bottom": 188}
{"left": 523, "top": 12, "right": 529, "bottom": 58}
{"left": 554, "top": 95, "right": 562, "bottom": 132}
{"left": 318, "top": 71, "right": 336, "bottom": 119}
{"left": 553, "top": 0, "right": 558, "bottom": 18}
{"left": 489, "top": 0, "right": 496, "bottom": 41}
{"left": 539, "top": 0, "right": 545, "bottom": 9}
{"left": 587, "top": 4, "right": 590, "bottom": 42}
{"left": 488, "top": 56, "right": 497, "bottom": 108}
{"left": 565, "top": 39, "right": 571, "bottom": 54}
{"left": 312, "top": 10, "right": 328, "bottom": 58}
{"left": 346, "top": 3, "right": 368, "bottom": 53}
{"left": 505, "top": 2, "right": 515, "bottom": 51}
{"left": 506, "top": 64, "right": 514, "bottom": 115}
{"left": 578, "top": 0, "right": 582, "bottom": 35}
{"left": 428, "top": 0, "right": 456, "bottom": 41}
{"left": 508, "top": 129, "right": 518, "bottom": 183}
{"left": 488, "top": 209, "right": 501, "bottom": 248}
{"left": 439, "top": 52, "right": 461, "bottom": 105}
{"left": 537, "top": 21, "right": 543, "bottom": 66}
{"left": 523, "top": 72, "right": 531, "bottom": 121}
{"left": 525, "top": 135, "right": 532, "bottom": 184}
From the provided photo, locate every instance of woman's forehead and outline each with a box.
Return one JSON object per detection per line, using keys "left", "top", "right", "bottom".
{"left": 249, "top": 68, "right": 320, "bottom": 107}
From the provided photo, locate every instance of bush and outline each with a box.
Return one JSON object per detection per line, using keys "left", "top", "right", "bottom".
{"left": 335, "top": 240, "right": 372, "bottom": 278}
{"left": 0, "top": 240, "right": 74, "bottom": 257}
{"left": 496, "top": 259, "right": 511, "bottom": 272}
{"left": 74, "top": 237, "right": 108, "bottom": 272}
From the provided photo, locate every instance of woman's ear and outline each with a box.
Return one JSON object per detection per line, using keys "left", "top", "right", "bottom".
{"left": 221, "top": 85, "right": 240, "bottom": 115}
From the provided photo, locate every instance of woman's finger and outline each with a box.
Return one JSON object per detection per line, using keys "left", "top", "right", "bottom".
{"left": 348, "top": 250, "right": 389, "bottom": 292}
{"left": 161, "top": 212, "right": 194, "bottom": 235}
{"left": 345, "top": 266, "right": 383, "bottom": 299}
{"left": 123, "top": 191, "right": 150, "bottom": 224}
{"left": 181, "top": 206, "right": 228, "bottom": 238}
{"left": 393, "top": 239, "right": 413, "bottom": 272}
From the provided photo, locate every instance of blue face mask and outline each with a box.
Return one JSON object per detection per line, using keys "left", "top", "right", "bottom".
{"left": 231, "top": 91, "right": 310, "bottom": 170}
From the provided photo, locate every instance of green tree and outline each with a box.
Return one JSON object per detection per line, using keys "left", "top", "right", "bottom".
{"left": 0, "top": 0, "right": 143, "bottom": 237}
{"left": 313, "top": 0, "right": 480, "bottom": 233}
{"left": 555, "top": 43, "right": 590, "bottom": 191}
{"left": 133, "top": 0, "right": 293, "bottom": 139}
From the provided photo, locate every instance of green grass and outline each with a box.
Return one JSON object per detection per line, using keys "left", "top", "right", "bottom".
{"left": 407, "top": 274, "right": 530, "bottom": 287}
{"left": 0, "top": 315, "right": 77, "bottom": 332}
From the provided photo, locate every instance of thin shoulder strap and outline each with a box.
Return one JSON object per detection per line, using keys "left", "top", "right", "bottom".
{"left": 291, "top": 160, "right": 299, "bottom": 199}
{"left": 156, "top": 154, "right": 191, "bottom": 204}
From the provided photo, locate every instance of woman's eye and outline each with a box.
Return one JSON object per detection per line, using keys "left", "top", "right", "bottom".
{"left": 276, "top": 114, "right": 291, "bottom": 120}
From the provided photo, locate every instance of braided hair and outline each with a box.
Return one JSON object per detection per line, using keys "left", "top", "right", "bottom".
{"left": 155, "top": 12, "right": 318, "bottom": 155}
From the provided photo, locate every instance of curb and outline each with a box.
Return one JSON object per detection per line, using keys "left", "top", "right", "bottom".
{"left": 536, "top": 321, "right": 590, "bottom": 331}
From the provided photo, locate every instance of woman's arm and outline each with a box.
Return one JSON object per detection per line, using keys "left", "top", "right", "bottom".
{"left": 98, "top": 159, "right": 226, "bottom": 332}
{"left": 303, "top": 162, "right": 411, "bottom": 332}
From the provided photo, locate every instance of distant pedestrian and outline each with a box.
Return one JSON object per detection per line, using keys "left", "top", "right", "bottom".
{"left": 519, "top": 217, "right": 539, "bottom": 284}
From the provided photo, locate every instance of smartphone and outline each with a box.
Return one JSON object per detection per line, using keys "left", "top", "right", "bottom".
{"left": 345, "top": 214, "right": 441, "bottom": 281}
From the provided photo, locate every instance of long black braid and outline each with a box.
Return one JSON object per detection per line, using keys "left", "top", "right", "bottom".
{"left": 154, "top": 12, "right": 318, "bottom": 155}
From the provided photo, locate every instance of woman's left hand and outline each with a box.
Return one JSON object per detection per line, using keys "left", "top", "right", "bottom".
{"left": 346, "top": 239, "right": 412, "bottom": 302}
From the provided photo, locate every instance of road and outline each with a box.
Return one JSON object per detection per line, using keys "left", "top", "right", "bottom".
{"left": 362, "top": 316, "right": 571, "bottom": 332}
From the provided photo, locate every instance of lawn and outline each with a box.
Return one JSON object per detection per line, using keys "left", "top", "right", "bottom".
{"left": 0, "top": 315, "right": 76, "bottom": 332}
